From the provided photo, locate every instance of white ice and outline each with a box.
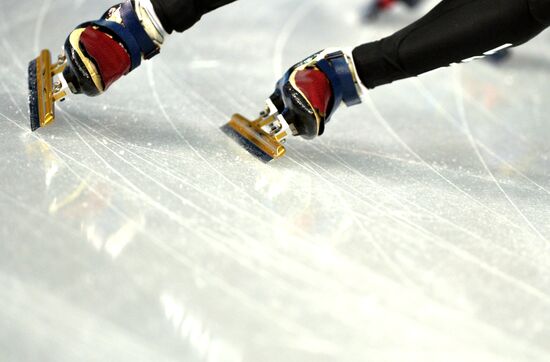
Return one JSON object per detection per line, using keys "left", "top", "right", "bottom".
{"left": 1, "top": 0, "right": 550, "bottom": 361}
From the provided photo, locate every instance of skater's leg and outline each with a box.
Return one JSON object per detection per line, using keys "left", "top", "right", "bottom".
{"left": 29, "top": 0, "right": 239, "bottom": 130}
{"left": 151, "top": 0, "right": 238, "bottom": 33}
{"left": 227, "top": 0, "right": 550, "bottom": 160}
{"left": 63, "top": 0, "right": 238, "bottom": 95}
{"left": 353, "top": 0, "right": 550, "bottom": 89}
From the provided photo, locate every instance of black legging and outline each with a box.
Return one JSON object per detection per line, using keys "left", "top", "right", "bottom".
{"left": 151, "top": 0, "right": 237, "bottom": 33}
{"left": 151, "top": 0, "right": 550, "bottom": 89}
{"left": 354, "top": 0, "right": 550, "bottom": 88}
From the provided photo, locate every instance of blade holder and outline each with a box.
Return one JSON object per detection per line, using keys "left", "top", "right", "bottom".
{"left": 32, "top": 49, "right": 67, "bottom": 130}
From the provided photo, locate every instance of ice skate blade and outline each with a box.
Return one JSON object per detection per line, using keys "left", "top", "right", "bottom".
{"left": 28, "top": 49, "right": 67, "bottom": 131}
{"left": 222, "top": 114, "right": 287, "bottom": 162}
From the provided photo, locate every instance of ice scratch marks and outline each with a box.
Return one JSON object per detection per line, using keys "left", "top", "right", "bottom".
{"left": 2, "top": 116, "right": 298, "bottom": 315}
{"left": 147, "top": 60, "right": 260, "bottom": 231}
{"left": 284, "top": 153, "right": 421, "bottom": 288}
{"left": 147, "top": 60, "right": 339, "bottom": 244}
{"left": 2, "top": 114, "right": 196, "bottom": 266}
{"left": 63, "top": 112, "right": 300, "bottom": 239}
{"left": 293, "top": 145, "right": 459, "bottom": 247}
{"left": 452, "top": 67, "right": 548, "bottom": 243}
{"left": 284, "top": 150, "right": 550, "bottom": 305}
{"left": 362, "top": 92, "right": 532, "bottom": 234}
{"left": 412, "top": 77, "right": 550, "bottom": 197}
{"left": 273, "top": 1, "right": 316, "bottom": 77}
{"left": 0, "top": 80, "right": 25, "bottom": 122}
{"left": 147, "top": 61, "right": 237, "bottom": 185}
{"left": 1, "top": 98, "right": 205, "bottom": 252}
{"left": 2, "top": 110, "right": 221, "bottom": 265}
{"left": 145, "top": 62, "right": 297, "bottom": 229}
{"left": 2, "top": 39, "right": 25, "bottom": 72}
{"left": 33, "top": 0, "right": 51, "bottom": 54}
{"left": 314, "top": 138, "right": 550, "bottom": 279}
{"left": 460, "top": 90, "right": 531, "bottom": 146}
{"left": 264, "top": 0, "right": 538, "bottom": 291}
{"left": 68, "top": 117, "right": 407, "bottom": 303}
{"left": 351, "top": 211, "right": 416, "bottom": 288}
{"left": 55, "top": 109, "right": 345, "bottom": 296}
{"left": 58, "top": 108, "right": 226, "bottom": 242}
{"left": 311, "top": 142, "right": 499, "bottom": 248}
{"left": 0, "top": 187, "right": 82, "bottom": 239}
{"left": 147, "top": 61, "right": 191, "bottom": 147}
{"left": 477, "top": 143, "right": 550, "bottom": 195}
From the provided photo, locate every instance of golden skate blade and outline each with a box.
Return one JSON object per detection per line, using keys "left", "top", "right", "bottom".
{"left": 28, "top": 49, "right": 66, "bottom": 131}
{"left": 222, "top": 114, "right": 286, "bottom": 162}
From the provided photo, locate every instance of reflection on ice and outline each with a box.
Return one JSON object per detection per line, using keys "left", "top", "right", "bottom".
{"left": 161, "top": 293, "right": 243, "bottom": 362}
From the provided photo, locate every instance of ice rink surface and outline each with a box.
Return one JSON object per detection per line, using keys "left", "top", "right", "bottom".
{"left": 1, "top": 0, "right": 550, "bottom": 360}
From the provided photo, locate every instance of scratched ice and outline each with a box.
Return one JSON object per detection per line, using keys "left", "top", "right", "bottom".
{"left": 1, "top": 0, "right": 550, "bottom": 361}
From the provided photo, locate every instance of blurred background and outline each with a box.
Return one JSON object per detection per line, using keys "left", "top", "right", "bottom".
{"left": 1, "top": 0, "right": 550, "bottom": 361}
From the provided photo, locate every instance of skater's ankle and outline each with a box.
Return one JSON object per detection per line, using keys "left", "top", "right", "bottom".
{"left": 135, "top": 0, "right": 167, "bottom": 46}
